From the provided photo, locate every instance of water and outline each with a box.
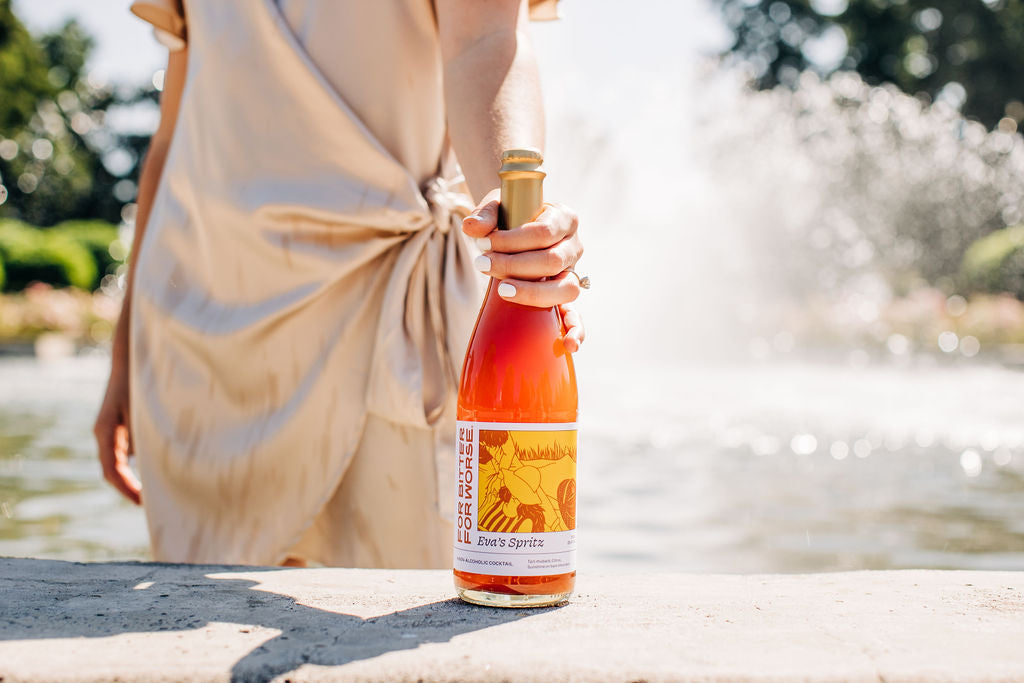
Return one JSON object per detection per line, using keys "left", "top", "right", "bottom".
{"left": 579, "top": 359, "right": 1024, "bottom": 572}
{"left": 0, "top": 355, "right": 149, "bottom": 560}
{"left": 3, "top": 354, "right": 1022, "bottom": 572}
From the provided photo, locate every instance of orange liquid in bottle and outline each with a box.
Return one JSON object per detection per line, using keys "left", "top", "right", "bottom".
{"left": 453, "top": 149, "right": 578, "bottom": 607}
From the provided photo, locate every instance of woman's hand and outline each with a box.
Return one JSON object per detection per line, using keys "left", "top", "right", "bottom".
{"left": 93, "top": 351, "right": 142, "bottom": 505}
{"left": 462, "top": 190, "right": 586, "bottom": 352}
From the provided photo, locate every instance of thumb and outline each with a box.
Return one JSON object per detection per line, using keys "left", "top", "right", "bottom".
{"left": 462, "top": 190, "right": 500, "bottom": 238}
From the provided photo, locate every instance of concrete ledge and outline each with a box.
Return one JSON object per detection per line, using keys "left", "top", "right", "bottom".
{"left": 0, "top": 558, "right": 1022, "bottom": 682}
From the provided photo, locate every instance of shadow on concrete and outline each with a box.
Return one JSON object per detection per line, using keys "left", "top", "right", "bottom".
{"left": 0, "top": 558, "right": 555, "bottom": 683}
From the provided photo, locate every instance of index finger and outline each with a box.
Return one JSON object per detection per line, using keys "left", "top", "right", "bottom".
{"left": 484, "top": 203, "right": 579, "bottom": 254}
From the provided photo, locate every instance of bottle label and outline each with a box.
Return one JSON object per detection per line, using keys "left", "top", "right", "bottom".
{"left": 453, "top": 420, "right": 577, "bottom": 576}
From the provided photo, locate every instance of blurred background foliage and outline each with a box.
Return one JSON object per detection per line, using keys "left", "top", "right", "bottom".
{"left": 0, "top": 0, "right": 144, "bottom": 343}
{"left": 0, "top": 218, "right": 123, "bottom": 292}
{"left": 961, "top": 225, "right": 1024, "bottom": 298}
{"left": 714, "top": 0, "right": 1024, "bottom": 129}
{"left": 1, "top": 0, "right": 1024, "bottom": 352}
{"left": 0, "top": 0, "right": 153, "bottom": 229}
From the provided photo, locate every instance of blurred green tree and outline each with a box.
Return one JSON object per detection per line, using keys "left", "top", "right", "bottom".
{"left": 714, "top": 0, "right": 1024, "bottom": 128}
{"left": 0, "top": 0, "right": 155, "bottom": 226}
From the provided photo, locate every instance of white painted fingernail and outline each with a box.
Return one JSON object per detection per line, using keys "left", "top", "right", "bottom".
{"left": 474, "top": 254, "right": 491, "bottom": 272}
{"left": 475, "top": 236, "right": 491, "bottom": 251}
{"left": 498, "top": 283, "right": 516, "bottom": 298}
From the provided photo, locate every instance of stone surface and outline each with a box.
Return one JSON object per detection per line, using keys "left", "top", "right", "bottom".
{"left": 0, "top": 558, "right": 1022, "bottom": 682}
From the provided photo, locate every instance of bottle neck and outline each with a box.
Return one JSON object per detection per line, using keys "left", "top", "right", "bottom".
{"left": 490, "top": 157, "right": 547, "bottom": 313}
{"left": 498, "top": 150, "right": 545, "bottom": 232}
{"left": 483, "top": 148, "right": 554, "bottom": 316}
{"left": 499, "top": 175, "right": 544, "bottom": 231}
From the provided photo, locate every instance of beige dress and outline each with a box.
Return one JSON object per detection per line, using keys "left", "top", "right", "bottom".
{"left": 128, "top": 0, "right": 559, "bottom": 567}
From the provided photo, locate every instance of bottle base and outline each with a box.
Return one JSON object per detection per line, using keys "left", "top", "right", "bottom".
{"left": 457, "top": 587, "right": 571, "bottom": 608}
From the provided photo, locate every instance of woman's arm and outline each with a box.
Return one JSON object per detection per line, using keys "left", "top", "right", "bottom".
{"left": 437, "top": 0, "right": 543, "bottom": 201}
{"left": 128, "top": 48, "right": 189, "bottom": 291}
{"left": 93, "top": 46, "right": 189, "bottom": 504}
{"left": 113, "top": 47, "right": 188, "bottom": 365}
{"left": 437, "top": 0, "right": 585, "bottom": 349}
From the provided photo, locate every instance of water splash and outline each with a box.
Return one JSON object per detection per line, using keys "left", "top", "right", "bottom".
{"left": 544, "top": 63, "right": 1024, "bottom": 362}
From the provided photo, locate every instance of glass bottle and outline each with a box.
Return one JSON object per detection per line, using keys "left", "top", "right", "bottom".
{"left": 453, "top": 148, "right": 578, "bottom": 607}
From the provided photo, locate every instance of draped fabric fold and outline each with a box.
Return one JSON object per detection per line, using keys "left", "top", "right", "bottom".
{"left": 128, "top": 0, "right": 487, "bottom": 564}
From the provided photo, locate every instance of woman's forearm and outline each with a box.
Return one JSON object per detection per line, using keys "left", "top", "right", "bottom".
{"left": 439, "top": 0, "right": 545, "bottom": 201}
{"left": 110, "top": 136, "right": 170, "bottom": 365}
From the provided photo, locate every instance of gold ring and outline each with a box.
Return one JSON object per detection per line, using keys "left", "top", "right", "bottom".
{"left": 566, "top": 268, "right": 591, "bottom": 290}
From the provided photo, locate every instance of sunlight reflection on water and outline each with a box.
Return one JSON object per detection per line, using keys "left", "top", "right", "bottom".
{"left": 577, "top": 359, "right": 1024, "bottom": 572}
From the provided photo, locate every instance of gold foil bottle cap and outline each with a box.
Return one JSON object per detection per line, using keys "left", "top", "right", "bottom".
{"left": 501, "top": 148, "right": 543, "bottom": 164}
{"left": 499, "top": 148, "right": 545, "bottom": 175}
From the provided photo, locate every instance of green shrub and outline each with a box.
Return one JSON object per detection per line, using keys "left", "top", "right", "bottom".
{"left": 0, "top": 219, "right": 97, "bottom": 291}
{"left": 0, "top": 251, "right": 5, "bottom": 291}
{"left": 49, "top": 219, "right": 123, "bottom": 281}
{"left": 961, "top": 225, "right": 1024, "bottom": 299}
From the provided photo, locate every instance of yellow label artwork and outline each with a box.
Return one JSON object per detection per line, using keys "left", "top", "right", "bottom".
{"left": 477, "top": 428, "right": 577, "bottom": 533}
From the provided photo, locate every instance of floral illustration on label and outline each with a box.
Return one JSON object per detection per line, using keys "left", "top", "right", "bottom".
{"left": 477, "top": 428, "right": 577, "bottom": 534}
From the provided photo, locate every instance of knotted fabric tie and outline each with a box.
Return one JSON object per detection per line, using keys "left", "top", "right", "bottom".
{"left": 365, "top": 171, "right": 479, "bottom": 429}
{"left": 422, "top": 173, "right": 476, "bottom": 235}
